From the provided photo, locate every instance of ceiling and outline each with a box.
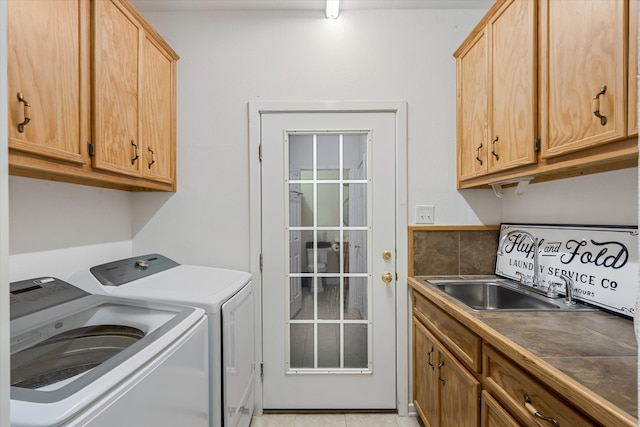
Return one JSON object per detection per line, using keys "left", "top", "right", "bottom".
{"left": 131, "top": 0, "right": 493, "bottom": 12}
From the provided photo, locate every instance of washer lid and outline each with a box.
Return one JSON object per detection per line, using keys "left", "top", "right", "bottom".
{"left": 107, "top": 265, "right": 252, "bottom": 314}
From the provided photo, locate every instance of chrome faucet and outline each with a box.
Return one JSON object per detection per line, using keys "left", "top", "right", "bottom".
{"left": 558, "top": 274, "right": 576, "bottom": 305}
{"left": 497, "top": 229, "right": 539, "bottom": 288}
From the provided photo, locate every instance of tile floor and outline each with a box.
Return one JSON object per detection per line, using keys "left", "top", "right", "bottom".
{"left": 250, "top": 413, "right": 422, "bottom": 427}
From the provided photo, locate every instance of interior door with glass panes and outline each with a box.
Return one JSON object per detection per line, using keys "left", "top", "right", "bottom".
{"left": 261, "top": 111, "right": 396, "bottom": 409}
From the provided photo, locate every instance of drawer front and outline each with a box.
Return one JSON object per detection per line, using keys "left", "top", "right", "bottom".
{"left": 483, "top": 344, "right": 597, "bottom": 426}
{"left": 413, "top": 291, "right": 481, "bottom": 373}
{"left": 481, "top": 390, "right": 520, "bottom": 427}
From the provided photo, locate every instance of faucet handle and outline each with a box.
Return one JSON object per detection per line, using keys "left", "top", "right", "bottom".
{"left": 558, "top": 274, "right": 576, "bottom": 305}
{"left": 515, "top": 271, "right": 526, "bottom": 284}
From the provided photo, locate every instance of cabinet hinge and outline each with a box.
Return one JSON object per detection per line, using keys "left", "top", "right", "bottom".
{"left": 534, "top": 138, "right": 541, "bottom": 152}
{"left": 478, "top": 396, "right": 482, "bottom": 410}
{"left": 88, "top": 142, "right": 95, "bottom": 157}
{"left": 259, "top": 144, "right": 263, "bottom": 162}
{"left": 260, "top": 362, "right": 264, "bottom": 380}
{"left": 259, "top": 253, "right": 263, "bottom": 272}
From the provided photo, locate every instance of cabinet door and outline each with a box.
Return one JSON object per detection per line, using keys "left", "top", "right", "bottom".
{"left": 92, "top": 0, "right": 142, "bottom": 177}
{"left": 540, "top": 0, "right": 627, "bottom": 158}
{"left": 456, "top": 29, "right": 489, "bottom": 182}
{"left": 141, "top": 34, "right": 175, "bottom": 184}
{"left": 481, "top": 391, "right": 520, "bottom": 427}
{"left": 437, "top": 340, "right": 481, "bottom": 427}
{"left": 628, "top": 0, "right": 637, "bottom": 136}
{"left": 7, "top": 0, "right": 89, "bottom": 165}
{"left": 487, "top": 0, "right": 537, "bottom": 172}
{"left": 413, "top": 319, "right": 439, "bottom": 427}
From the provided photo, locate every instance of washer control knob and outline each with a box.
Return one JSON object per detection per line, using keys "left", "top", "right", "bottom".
{"left": 135, "top": 259, "right": 150, "bottom": 270}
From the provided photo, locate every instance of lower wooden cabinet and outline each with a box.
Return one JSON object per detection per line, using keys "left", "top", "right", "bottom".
{"left": 480, "top": 391, "right": 519, "bottom": 427}
{"left": 482, "top": 344, "right": 598, "bottom": 426}
{"left": 411, "top": 287, "right": 607, "bottom": 426}
{"left": 413, "top": 317, "right": 481, "bottom": 427}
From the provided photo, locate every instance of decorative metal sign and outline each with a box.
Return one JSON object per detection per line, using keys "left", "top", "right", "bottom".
{"left": 495, "top": 223, "right": 638, "bottom": 318}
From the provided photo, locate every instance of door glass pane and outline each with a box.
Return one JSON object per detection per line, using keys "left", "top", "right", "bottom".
{"left": 289, "top": 135, "right": 313, "bottom": 180}
{"left": 287, "top": 133, "right": 369, "bottom": 372}
{"left": 290, "top": 324, "right": 313, "bottom": 368}
{"left": 344, "top": 324, "right": 368, "bottom": 368}
{"left": 318, "top": 324, "right": 340, "bottom": 368}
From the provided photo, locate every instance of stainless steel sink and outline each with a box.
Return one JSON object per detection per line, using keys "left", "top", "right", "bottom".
{"left": 423, "top": 279, "right": 597, "bottom": 311}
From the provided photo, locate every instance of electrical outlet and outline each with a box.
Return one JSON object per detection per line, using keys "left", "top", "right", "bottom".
{"left": 416, "top": 205, "right": 435, "bottom": 224}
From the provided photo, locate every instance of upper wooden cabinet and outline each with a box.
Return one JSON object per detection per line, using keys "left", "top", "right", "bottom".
{"left": 628, "top": 0, "right": 638, "bottom": 136}
{"left": 455, "top": 0, "right": 638, "bottom": 189}
{"left": 8, "top": 0, "right": 178, "bottom": 191}
{"left": 456, "top": 0, "right": 537, "bottom": 183}
{"left": 7, "top": 0, "right": 90, "bottom": 166}
{"left": 92, "top": 0, "right": 176, "bottom": 185}
{"left": 540, "top": 0, "right": 627, "bottom": 158}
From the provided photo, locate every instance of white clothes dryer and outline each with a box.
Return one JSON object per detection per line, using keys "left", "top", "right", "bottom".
{"left": 10, "top": 277, "right": 209, "bottom": 427}
{"left": 70, "top": 254, "right": 254, "bottom": 427}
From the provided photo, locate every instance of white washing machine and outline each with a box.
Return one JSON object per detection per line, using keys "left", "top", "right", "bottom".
{"left": 10, "top": 277, "right": 209, "bottom": 427}
{"left": 70, "top": 254, "right": 254, "bottom": 427}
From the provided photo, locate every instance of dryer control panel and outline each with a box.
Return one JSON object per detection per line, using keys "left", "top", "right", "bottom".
{"left": 90, "top": 254, "right": 180, "bottom": 287}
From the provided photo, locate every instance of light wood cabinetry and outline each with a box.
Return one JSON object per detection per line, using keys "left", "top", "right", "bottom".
{"left": 8, "top": 0, "right": 178, "bottom": 191}
{"left": 628, "top": 0, "right": 638, "bottom": 136}
{"left": 455, "top": 0, "right": 638, "bottom": 189}
{"left": 456, "top": 0, "right": 537, "bottom": 183}
{"left": 483, "top": 344, "right": 597, "bottom": 426}
{"left": 7, "top": 0, "right": 90, "bottom": 166}
{"left": 410, "top": 282, "right": 621, "bottom": 427}
{"left": 480, "top": 391, "right": 519, "bottom": 427}
{"left": 540, "top": 0, "right": 627, "bottom": 158}
{"left": 413, "top": 293, "right": 481, "bottom": 427}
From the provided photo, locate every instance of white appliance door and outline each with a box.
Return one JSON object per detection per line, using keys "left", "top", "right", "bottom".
{"left": 222, "top": 282, "right": 255, "bottom": 427}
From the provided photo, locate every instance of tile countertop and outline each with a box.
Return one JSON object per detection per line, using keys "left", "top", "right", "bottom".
{"left": 409, "top": 275, "right": 638, "bottom": 426}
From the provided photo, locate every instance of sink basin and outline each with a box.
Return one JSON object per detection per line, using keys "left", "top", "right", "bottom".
{"left": 423, "top": 279, "right": 597, "bottom": 311}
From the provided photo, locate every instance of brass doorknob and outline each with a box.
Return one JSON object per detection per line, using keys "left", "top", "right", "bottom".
{"left": 382, "top": 250, "right": 392, "bottom": 261}
{"left": 382, "top": 272, "right": 393, "bottom": 284}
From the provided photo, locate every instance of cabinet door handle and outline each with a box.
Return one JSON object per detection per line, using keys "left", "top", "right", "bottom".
{"left": 148, "top": 147, "right": 156, "bottom": 169}
{"left": 16, "top": 92, "right": 31, "bottom": 133}
{"left": 131, "top": 140, "right": 139, "bottom": 165}
{"left": 437, "top": 361, "right": 445, "bottom": 385}
{"left": 524, "top": 395, "right": 559, "bottom": 426}
{"left": 475, "top": 143, "right": 483, "bottom": 166}
{"left": 592, "top": 85, "right": 607, "bottom": 126}
{"left": 491, "top": 136, "right": 499, "bottom": 160}
{"left": 427, "top": 347, "right": 434, "bottom": 370}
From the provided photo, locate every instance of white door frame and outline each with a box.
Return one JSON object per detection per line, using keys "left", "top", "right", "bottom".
{"left": 248, "top": 101, "right": 408, "bottom": 416}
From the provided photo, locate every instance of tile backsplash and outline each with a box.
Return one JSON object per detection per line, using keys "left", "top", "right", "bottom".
{"left": 410, "top": 226, "right": 500, "bottom": 276}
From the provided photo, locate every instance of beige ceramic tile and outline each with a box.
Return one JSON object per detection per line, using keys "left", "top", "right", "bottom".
{"left": 251, "top": 414, "right": 296, "bottom": 427}
{"left": 345, "top": 413, "right": 397, "bottom": 426}
{"left": 294, "top": 414, "right": 346, "bottom": 426}
{"left": 395, "top": 415, "right": 422, "bottom": 427}
{"left": 252, "top": 414, "right": 422, "bottom": 427}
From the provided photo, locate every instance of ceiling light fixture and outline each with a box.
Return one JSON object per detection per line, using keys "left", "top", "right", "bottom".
{"left": 326, "top": 0, "right": 340, "bottom": 19}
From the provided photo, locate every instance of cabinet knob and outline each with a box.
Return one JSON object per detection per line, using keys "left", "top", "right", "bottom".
{"left": 592, "top": 84, "right": 608, "bottom": 126}
{"left": 148, "top": 147, "right": 156, "bottom": 169}
{"left": 16, "top": 92, "right": 31, "bottom": 133}
{"left": 524, "top": 395, "right": 559, "bottom": 426}
{"left": 130, "top": 140, "right": 139, "bottom": 165}
{"left": 475, "top": 142, "right": 483, "bottom": 166}
{"left": 491, "top": 136, "right": 500, "bottom": 160}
